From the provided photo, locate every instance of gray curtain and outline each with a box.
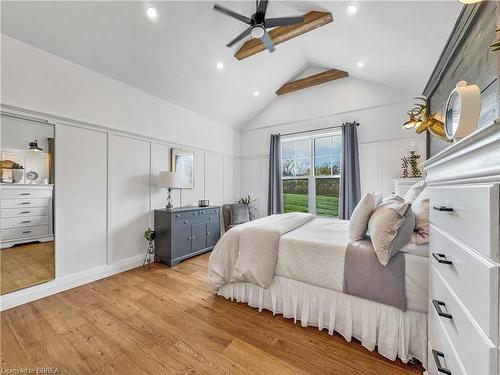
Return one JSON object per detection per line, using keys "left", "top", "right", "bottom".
{"left": 268, "top": 134, "right": 283, "bottom": 215}
{"left": 339, "top": 122, "right": 361, "bottom": 220}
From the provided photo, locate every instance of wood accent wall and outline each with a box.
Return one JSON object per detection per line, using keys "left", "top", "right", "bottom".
{"left": 423, "top": 2, "right": 500, "bottom": 156}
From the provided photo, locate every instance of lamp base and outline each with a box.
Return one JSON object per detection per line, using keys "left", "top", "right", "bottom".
{"left": 165, "top": 203, "right": 173, "bottom": 210}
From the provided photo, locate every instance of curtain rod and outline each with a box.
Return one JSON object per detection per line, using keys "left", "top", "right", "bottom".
{"left": 279, "top": 122, "right": 358, "bottom": 137}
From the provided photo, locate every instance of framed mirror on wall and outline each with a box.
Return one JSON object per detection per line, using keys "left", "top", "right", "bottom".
{"left": 0, "top": 114, "right": 55, "bottom": 295}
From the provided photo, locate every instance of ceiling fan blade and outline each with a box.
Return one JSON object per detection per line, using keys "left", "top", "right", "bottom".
{"left": 257, "top": 0, "right": 269, "bottom": 17}
{"left": 265, "top": 16, "right": 304, "bottom": 28}
{"left": 261, "top": 30, "right": 275, "bottom": 53}
{"left": 226, "top": 26, "right": 252, "bottom": 47}
{"left": 213, "top": 4, "right": 251, "bottom": 24}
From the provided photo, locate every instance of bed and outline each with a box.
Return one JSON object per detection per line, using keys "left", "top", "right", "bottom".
{"left": 208, "top": 214, "right": 428, "bottom": 366}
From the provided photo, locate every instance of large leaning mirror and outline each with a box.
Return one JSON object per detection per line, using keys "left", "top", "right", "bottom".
{"left": 0, "top": 114, "right": 55, "bottom": 294}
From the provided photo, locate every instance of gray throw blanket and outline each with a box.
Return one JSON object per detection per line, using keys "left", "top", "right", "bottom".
{"left": 343, "top": 239, "right": 406, "bottom": 311}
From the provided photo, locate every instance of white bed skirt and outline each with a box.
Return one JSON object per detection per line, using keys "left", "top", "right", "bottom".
{"left": 217, "top": 276, "right": 427, "bottom": 367}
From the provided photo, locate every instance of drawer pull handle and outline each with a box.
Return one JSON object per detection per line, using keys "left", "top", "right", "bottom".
{"left": 432, "top": 299, "right": 453, "bottom": 320}
{"left": 201, "top": 211, "right": 206, "bottom": 214}
{"left": 432, "top": 349, "right": 451, "bottom": 375}
{"left": 433, "top": 205, "right": 453, "bottom": 212}
{"left": 19, "top": 193, "right": 31, "bottom": 196}
{"left": 208, "top": 217, "right": 212, "bottom": 220}
{"left": 188, "top": 236, "right": 192, "bottom": 240}
{"left": 19, "top": 211, "right": 31, "bottom": 214}
{"left": 176, "top": 214, "right": 180, "bottom": 218}
{"left": 20, "top": 202, "right": 31, "bottom": 205}
{"left": 184, "top": 220, "right": 189, "bottom": 224}
{"left": 207, "top": 232, "right": 210, "bottom": 235}
{"left": 20, "top": 220, "right": 31, "bottom": 224}
{"left": 22, "top": 230, "right": 32, "bottom": 234}
{"left": 432, "top": 252, "right": 453, "bottom": 265}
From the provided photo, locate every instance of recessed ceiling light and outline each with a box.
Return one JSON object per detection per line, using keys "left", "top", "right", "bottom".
{"left": 346, "top": 4, "right": 358, "bottom": 14}
{"left": 146, "top": 7, "right": 157, "bottom": 19}
{"left": 357, "top": 61, "right": 364, "bottom": 68}
{"left": 216, "top": 62, "right": 224, "bottom": 71}
{"left": 253, "top": 91, "right": 260, "bottom": 97}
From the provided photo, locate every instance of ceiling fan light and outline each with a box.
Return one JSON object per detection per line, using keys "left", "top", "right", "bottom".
{"left": 251, "top": 26, "right": 265, "bottom": 39}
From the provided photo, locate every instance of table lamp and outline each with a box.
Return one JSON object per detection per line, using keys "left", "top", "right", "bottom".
{"left": 158, "top": 171, "right": 181, "bottom": 209}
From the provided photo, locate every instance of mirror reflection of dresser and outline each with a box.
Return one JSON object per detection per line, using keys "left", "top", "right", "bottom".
{"left": 0, "top": 114, "right": 55, "bottom": 295}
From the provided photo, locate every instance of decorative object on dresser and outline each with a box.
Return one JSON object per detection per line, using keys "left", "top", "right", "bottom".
{"left": 158, "top": 171, "right": 181, "bottom": 209}
{"left": 444, "top": 81, "right": 481, "bottom": 141}
{"left": 0, "top": 184, "right": 54, "bottom": 249}
{"left": 421, "top": 119, "right": 499, "bottom": 375}
{"left": 154, "top": 206, "right": 220, "bottom": 267}
{"left": 402, "top": 97, "right": 449, "bottom": 142}
{"left": 171, "top": 148, "right": 194, "bottom": 189}
{"left": 198, "top": 199, "right": 209, "bottom": 207}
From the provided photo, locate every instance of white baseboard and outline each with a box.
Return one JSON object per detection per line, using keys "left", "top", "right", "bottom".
{"left": 0, "top": 254, "right": 144, "bottom": 311}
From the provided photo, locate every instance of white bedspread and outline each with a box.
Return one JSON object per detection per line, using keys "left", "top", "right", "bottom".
{"left": 209, "top": 215, "right": 428, "bottom": 312}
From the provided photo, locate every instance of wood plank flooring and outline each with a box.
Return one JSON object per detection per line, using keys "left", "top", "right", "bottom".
{"left": 0, "top": 241, "right": 55, "bottom": 295}
{"left": 0, "top": 253, "right": 424, "bottom": 374}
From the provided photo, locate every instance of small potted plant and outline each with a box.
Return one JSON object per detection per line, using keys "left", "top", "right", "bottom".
{"left": 238, "top": 195, "right": 257, "bottom": 220}
{"left": 143, "top": 227, "right": 157, "bottom": 267}
{"left": 11, "top": 162, "right": 24, "bottom": 183}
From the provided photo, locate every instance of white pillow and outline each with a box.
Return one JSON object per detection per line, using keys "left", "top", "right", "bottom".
{"left": 368, "top": 196, "right": 415, "bottom": 266}
{"left": 410, "top": 187, "right": 430, "bottom": 244}
{"left": 349, "top": 192, "right": 382, "bottom": 240}
{"left": 404, "top": 180, "right": 426, "bottom": 203}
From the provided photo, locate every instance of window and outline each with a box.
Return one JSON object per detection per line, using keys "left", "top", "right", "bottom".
{"left": 281, "top": 131, "right": 341, "bottom": 217}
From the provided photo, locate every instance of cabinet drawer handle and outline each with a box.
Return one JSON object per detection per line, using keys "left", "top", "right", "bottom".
{"left": 19, "top": 193, "right": 31, "bottom": 196}
{"left": 184, "top": 220, "right": 189, "bottom": 224}
{"left": 432, "top": 299, "right": 453, "bottom": 320}
{"left": 20, "top": 202, "right": 31, "bottom": 205}
{"left": 432, "top": 349, "right": 451, "bottom": 375}
{"left": 188, "top": 236, "right": 192, "bottom": 240}
{"left": 22, "top": 230, "right": 32, "bottom": 234}
{"left": 432, "top": 252, "right": 453, "bottom": 265}
{"left": 20, "top": 220, "right": 31, "bottom": 224}
{"left": 19, "top": 211, "right": 31, "bottom": 214}
{"left": 201, "top": 211, "right": 206, "bottom": 214}
{"left": 176, "top": 214, "right": 180, "bottom": 218}
{"left": 208, "top": 216, "right": 212, "bottom": 220}
{"left": 207, "top": 232, "right": 210, "bottom": 235}
{"left": 433, "top": 205, "right": 453, "bottom": 212}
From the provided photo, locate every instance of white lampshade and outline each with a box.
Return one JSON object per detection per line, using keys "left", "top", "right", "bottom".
{"left": 158, "top": 171, "right": 181, "bottom": 188}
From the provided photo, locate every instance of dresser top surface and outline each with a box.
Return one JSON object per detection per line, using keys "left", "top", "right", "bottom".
{"left": 155, "top": 206, "right": 220, "bottom": 213}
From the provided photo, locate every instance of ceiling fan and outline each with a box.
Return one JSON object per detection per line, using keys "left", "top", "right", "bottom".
{"left": 213, "top": 0, "right": 304, "bottom": 53}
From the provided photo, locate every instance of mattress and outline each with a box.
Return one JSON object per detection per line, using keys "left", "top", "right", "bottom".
{"left": 275, "top": 218, "right": 429, "bottom": 313}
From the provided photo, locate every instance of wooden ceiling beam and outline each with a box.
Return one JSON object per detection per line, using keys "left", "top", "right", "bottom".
{"left": 234, "top": 11, "right": 333, "bottom": 61}
{"left": 276, "top": 68, "right": 348, "bottom": 95}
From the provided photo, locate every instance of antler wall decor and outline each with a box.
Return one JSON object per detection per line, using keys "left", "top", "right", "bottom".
{"left": 402, "top": 97, "right": 451, "bottom": 142}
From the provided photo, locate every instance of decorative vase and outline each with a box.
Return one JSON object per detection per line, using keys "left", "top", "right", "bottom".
{"left": 12, "top": 169, "right": 24, "bottom": 183}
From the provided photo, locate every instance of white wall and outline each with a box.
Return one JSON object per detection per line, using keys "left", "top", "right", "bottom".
{"left": 1, "top": 34, "right": 240, "bottom": 156}
{"left": 0, "top": 34, "right": 241, "bottom": 310}
{"left": 1, "top": 115, "right": 54, "bottom": 151}
{"left": 240, "top": 77, "right": 426, "bottom": 217}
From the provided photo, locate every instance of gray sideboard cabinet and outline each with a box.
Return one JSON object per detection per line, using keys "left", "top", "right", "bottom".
{"left": 154, "top": 206, "right": 221, "bottom": 267}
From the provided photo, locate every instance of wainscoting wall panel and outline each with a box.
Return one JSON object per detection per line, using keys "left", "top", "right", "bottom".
{"left": 223, "top": 155, "right": 241, "bottom": 204}
{"left": 55, "top": 124, "right": 108, "bottom": 277}
{"left": 109, "top": 135, "right": 151, "bottom": 264}
{"left": 205, "top": 153, "right": 224, "bottom": 206}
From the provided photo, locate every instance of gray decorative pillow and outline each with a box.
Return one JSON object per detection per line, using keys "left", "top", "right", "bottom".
{"left": 229, "top": 204, "right": 249, "bottom": 225}
{"left": 368, "top": 197, "right": 415, "bottom": 265}
{"left": 349, "top": 192, "right": 382, "bottom": 240}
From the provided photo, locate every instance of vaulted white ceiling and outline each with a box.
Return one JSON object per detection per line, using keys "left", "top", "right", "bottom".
{"left": 1, "top": 1, "right": 461, "bottom": 129}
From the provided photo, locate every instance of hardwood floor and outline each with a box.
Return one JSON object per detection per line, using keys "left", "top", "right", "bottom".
{"left": 0, "top": 241, "right": 55, "bottom": 295}
{"left": 0, "top": 253, "right": 424, "bottom": 374}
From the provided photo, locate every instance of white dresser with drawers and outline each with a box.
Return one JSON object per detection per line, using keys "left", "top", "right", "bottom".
{"left": 422, "top": 120, "right": 500, "bottom": 375}
{"left": 0, "top": 184, "right": 54, "bottom": 248}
